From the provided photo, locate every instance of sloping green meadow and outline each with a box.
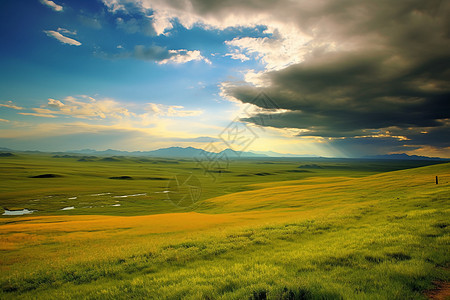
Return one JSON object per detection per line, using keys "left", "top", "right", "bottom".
{"left": 0, "top": 153, "right": 448, "bottom": 299}
{"left": 0, "top": 153, "right": 442, "bottom": 215}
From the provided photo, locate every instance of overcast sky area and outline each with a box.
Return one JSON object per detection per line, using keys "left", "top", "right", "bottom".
{"left": 0, "top": 0, "right": 449, "bottom": 157}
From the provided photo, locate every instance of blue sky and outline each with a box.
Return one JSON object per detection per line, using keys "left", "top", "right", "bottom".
{"left": 0, "top": 1, "right": 262, "bottom": 105}
{"left": 0, "top": 0, "right": 449, "bottom": 157}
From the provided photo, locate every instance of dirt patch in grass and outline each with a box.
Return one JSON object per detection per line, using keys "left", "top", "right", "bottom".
{"left": 425, "top": 281, "right": 450, "bottom": 299}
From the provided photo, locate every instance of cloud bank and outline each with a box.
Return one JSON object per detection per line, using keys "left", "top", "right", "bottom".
{"left": 102, "top": 0, "right": 449, "bottom": 155}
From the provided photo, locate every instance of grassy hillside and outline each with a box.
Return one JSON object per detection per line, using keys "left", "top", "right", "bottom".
{"left": 0, "top": 154, "right": 448, "bottom": 299}
{"left": 0, "top": 153, "right": 443, "bottom": 215}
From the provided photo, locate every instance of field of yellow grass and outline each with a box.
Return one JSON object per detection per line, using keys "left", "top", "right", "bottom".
{"left": 0, "top": 160, "right": 448, "bottom": 299}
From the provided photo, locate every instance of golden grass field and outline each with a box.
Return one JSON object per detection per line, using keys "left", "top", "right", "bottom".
{"left": 0, "top": 155, "right": 449, "bottom": 299}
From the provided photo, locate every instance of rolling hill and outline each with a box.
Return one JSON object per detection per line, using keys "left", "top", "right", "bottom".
{"left": 0, "top": 162, "right": 448, "bottom": 299}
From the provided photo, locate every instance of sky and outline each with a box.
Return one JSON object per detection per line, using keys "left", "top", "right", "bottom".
{"left": 0, "top": 0, "right": 449, "bottom": 157}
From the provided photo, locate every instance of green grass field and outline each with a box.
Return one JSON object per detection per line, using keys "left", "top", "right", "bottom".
{"left": 0, "top": 153, "right": 449, "bottom": 299}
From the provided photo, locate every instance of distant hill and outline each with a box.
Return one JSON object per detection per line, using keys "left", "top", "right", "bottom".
{"left": 67, "top": 147, "right": 324, "bottom": 158}
{"left": 0, "top": 152, "right": 15, "bottom": 157}
{"left": 1, "top": 146, "right": 270, "bottom": 158}
{"left": 149, "top": 147, "right": 207, "bottom": 157}
{"left": 365, "top": 153, "right": 446, "bottom": 160}
{"left": 66, "top": 147, "right": 268, "bottom": 158}
{"left": 2, "top": 146, "right": 448, "bottom": 160}
{"left": 221, "top": 149, "right": 267, "bottom": 158}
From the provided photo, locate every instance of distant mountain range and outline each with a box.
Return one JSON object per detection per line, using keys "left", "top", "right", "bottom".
{"left": 364, "top": 153, "right": 446, "bottom": 160}
{"left": 63, "top": 147, "right": 323, "bottom": 158}
{"left": 0, "top": 146, "right": 447, "bottom": 160}
{"left": 63, "top": 147, "right": 268, "bottom": 158}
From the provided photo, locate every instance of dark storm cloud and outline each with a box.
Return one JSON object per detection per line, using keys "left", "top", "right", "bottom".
{"left": 234, "top": 49, "right": 449, "bottom": 136}
{"left": 104, "top": 0, "right": 449, "bottom": 154}
{"left": 221, "top": 0, "right": 450, "bottom": 150}
{"left": 388, "top": 123, "right": 450, "bottom": 148}
{"left": 325, "top": 137, "right": 421, "bottom": 157}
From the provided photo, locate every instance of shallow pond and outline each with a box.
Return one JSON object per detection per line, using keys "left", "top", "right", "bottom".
{"left": 2, "top": 209, "right": 35, "bottom": 216}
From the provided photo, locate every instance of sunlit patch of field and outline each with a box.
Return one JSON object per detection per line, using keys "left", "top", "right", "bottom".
{"left": 0, "top": 154, "right": 448, "bottom": 299}
{"left": 202, "top": 164, "right": 450, "bottom": 213}
{"left": 0, "top": 209, "right": 332, "bottom": 273}
{"left": 0, "top": 153, "right": 443, "bottom": 216}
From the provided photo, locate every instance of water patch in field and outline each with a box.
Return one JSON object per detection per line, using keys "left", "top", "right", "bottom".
{"left": 111, "top": 204, "right": 121, "bottom": 207}
{"left": 68, "top": 197, "right": 77, "bottom": 200}
{"left": 90, "top": 193, "right": 112, "bottom": 196}
{"left": 113, "top": 193, "right": 147, "bottom": 198}
{"left": 61, "top": 206, "right": 75, "bottom": 210}
{"left": 2, "top": 209, "right": 35, "bottom": 216}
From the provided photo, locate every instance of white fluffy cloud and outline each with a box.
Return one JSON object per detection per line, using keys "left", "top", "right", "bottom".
{"left": 39, "top": 0, "right": 63, "bottom": 12}
{"left": 0, "top": 101, "right": 24, "bottom": 110}
{"left": 100, "top": 0, "right": 314, "bottom": 70}
{"left": 225, "top": 50, "right": 250, "bottom": 62}
{"left": 18, "top": 112, "right": 57, "bottom": 118}
{"left": 19, "top": 96, "right": 203, "bottom": 121}
{"left": 44, "top": 30, "right": 82, "bottom": 46}
{"left": 57, "top": 28, "right": 76, "bottom": 35}
{"left": 47, "top": 98, "right": 65, "bottom": 108}
{"left": 3, "top": 95, "right": 218, "bottom": 151}
{"left": 103, "top": 0, "right": 280, "bottom": 33}
{"left": 101, "top": 0, "right": 312, "bottom": 69}
{"left": 225, "top": 28, "right": 313, "bottom": 70}
{"left": 101, "top": 0, "right": 125, "bottom": 13}
{"left": 151, "top": 10, "right": 174, "bottom": 35}
{"left": 159, "top": 49, "right": 211, "bottom": 65}
{"left": 28, "top": 96, "right": 132, "bottom": 119}
{"left": 146, "top": 103, "right": 203, "bottom": 117}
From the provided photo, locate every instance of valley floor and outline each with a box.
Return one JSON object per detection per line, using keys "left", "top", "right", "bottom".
{"left": 0, "top": 158, "right": 449, "bottom": 299}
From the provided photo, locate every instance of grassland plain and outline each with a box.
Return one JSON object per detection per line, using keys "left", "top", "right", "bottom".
{"left": 0, "top": 153, "right": 449, "bottom": 299}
